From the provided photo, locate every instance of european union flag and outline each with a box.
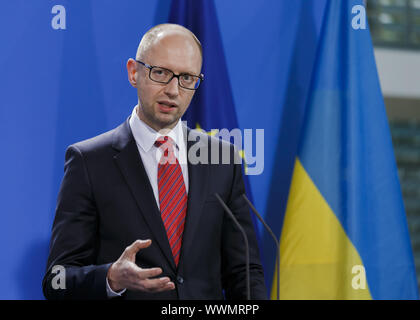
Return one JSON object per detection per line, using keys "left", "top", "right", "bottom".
{"left": 276, "top": 0, "right": 419, "bottom": 299}
{"left": 168, "top": 0, "right": 258, "bottom": 204}
{"left": 168, "top": 0, "right": 239, "bottom": 131}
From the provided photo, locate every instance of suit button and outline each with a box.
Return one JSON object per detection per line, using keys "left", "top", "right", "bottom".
{"left": 176, "top": 276, "right": 184, "bottom": 284}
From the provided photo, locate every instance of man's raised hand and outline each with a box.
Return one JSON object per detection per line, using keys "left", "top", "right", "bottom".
{"left": 107, "top": 239, "right": 175, "bottom": 293}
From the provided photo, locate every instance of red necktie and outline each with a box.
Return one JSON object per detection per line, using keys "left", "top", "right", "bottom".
{"left": 155, "top": 136, "right": 187, "bottom": 266}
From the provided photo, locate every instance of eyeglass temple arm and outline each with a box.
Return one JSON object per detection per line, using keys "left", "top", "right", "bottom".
{"left": 135, "top": 60, "right": 152, "bottom": 69}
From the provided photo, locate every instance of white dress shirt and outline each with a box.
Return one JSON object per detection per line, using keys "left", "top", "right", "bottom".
{"left": 128, "top": 105, "right": 189, "bottom": 208}
{"left": 106, "top": 105, "right": 189, "bottom": 297}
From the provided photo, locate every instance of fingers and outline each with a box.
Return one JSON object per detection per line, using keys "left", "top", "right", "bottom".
{"left": 136, "top": 267, "right": 163, "bottom": 279}
{"left": 115, "top": 240, "right": 176, "bottom": 293}
{"left": 133, "top": 277, "right": 175, "bottom": 293}
{"left": 124, "top": 266, "right": 175, "bottom": 293}
{"left": 123, "top": 239, "right": 152, "bottom": 260}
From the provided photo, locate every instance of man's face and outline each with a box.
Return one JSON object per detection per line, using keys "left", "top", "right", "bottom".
{"left": 136, "top": 32, "right": 202, "bottom": 132}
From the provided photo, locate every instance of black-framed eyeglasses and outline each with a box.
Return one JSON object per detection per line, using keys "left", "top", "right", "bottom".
{"left": 136, "top": 60, "right": 204, "bottom": 90}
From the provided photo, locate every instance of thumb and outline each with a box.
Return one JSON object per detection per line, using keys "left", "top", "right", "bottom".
{"left": 123, "top": 239, "right": 152, "bottom": 260}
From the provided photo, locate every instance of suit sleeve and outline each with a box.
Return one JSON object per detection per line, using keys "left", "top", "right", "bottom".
{"left": 42, "top": 145, "right": 112, "bottom": 300}
{"left": 221, "top": 146, "right": 267, "bottom": 300}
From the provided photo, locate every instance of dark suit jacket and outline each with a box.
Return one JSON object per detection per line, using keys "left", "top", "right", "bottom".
{"left": 43, "top": 118, "right": 266, "bottom": 300}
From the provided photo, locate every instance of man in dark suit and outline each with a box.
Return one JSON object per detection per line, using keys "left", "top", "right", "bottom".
{"left": 43, "top": 23, "right": 266, "bottom": 300}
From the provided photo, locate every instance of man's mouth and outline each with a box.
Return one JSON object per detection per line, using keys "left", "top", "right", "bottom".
{"left": 157, "top": 101, "right": 178, "bottom": 112}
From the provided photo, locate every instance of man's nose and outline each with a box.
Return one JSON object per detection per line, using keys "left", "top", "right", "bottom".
{"left": 164, "top": 77, "right": 180, "bottom": 97}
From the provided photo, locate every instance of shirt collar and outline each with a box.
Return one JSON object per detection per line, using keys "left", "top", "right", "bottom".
{"left": 129, "top": 105, "right": 183, "bottom": 152}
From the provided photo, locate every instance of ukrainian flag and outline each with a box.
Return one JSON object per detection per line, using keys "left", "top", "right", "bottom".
{"left": 274, "top": 0, "right": 419, "bottom": 299}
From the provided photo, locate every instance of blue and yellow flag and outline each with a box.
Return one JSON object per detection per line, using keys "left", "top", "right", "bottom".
{"left": 275, "top": 0, "right": 419, "bottom": 299}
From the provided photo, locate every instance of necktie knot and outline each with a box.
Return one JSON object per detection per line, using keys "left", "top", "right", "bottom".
{"left": 155, "top": 135, "right": 176, "bottom": 149}
{"left": 155, "top": 136, "right": 178, "bottom": 164}
{"left": 155, "top": 136, "right": 175, "bottom": 157}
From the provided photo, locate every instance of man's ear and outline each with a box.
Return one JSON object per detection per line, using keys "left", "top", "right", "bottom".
{"left": 127, "top": 58, "right": 138, "bottom": 88}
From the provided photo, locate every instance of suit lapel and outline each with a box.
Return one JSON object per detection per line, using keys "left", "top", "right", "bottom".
{"left": 178, "top": 128, "right": 209, "bottom": 268}
{"left": 112, "top": 119, "right": 176, "bottom": 270}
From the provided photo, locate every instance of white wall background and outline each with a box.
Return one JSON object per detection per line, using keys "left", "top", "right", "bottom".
{"left": 374, "top": 48, "right": 420, "bottom": 99}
